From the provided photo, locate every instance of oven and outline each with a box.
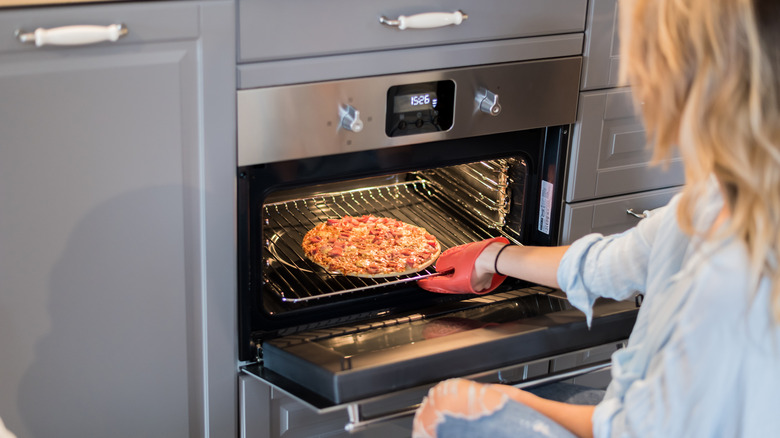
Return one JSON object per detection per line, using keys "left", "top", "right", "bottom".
{"left": 236, "top": 56, "right": 638, "bottom": 432}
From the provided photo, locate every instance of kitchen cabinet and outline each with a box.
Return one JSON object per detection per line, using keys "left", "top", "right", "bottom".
{"left": 236, "top": 0, "right": 588, "bottom": 89}
{"left": 237, "top": 0, "right": 587, "bottom": 64}
{"left": 560, "top": 0, "right": 684, "bottom": 244}
{"left": 0, "top": 2, "right": 236, "bottom": 437}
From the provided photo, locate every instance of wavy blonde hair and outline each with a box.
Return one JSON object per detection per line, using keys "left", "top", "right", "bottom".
{"left": 618, "top": 0, "right": 780, "bottom": 322}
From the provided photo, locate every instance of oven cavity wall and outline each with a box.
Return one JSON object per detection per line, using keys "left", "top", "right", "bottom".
{"left": 0, "top": 2, "right": 236, "bottom": 437}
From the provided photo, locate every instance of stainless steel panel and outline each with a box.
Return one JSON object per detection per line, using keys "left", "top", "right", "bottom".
{"left": 238, "top": 58, "right": 581, "bottom": 166}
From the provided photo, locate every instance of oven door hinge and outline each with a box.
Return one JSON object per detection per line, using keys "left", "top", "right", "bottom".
{"left": 252, "top": 341, "right": 263, "bottom": 363}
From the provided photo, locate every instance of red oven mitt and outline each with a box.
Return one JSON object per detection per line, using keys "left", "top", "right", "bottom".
{"left": 418, "top": 237, "right": 510, "bottom": 294}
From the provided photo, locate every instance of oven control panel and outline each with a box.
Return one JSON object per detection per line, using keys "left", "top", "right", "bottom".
{"left": 385, "top": 80, "right": 455, "bottom": 137}
{"left": 237, "top": 58, "right": 582, "bottom": 166}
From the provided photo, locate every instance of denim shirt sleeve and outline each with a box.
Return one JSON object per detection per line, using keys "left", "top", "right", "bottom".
{"left": 556, "top": 200, "right": 670, "bottom": 326}
{"left": 590, "top": 242, "right": 759, "bottom": 438}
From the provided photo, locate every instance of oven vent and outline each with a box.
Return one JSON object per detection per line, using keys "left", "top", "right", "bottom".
{"left": 261, "top": 180, "right": 521, "bottom": 305}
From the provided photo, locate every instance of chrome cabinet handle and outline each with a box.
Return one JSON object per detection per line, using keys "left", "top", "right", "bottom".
{"left": 626, "top": 208, "right": 649, "bottom": 219}
{"left": 379, "top": 10, "right": 467, "bottom": 30}
{"left": 15, "top": 24, "right": 128, "bottom": 47}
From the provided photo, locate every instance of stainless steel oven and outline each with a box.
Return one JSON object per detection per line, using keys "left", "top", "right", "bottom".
{"left": 236, "top": 59, "right": 638, "bottom": 431}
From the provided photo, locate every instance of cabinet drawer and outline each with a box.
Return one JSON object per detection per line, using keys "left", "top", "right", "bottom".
{"left": 237, "top": 0, "right": 587, "bottom": 63}
{"left": 561, "top": 186, "right": 681, "bottom": 244}
{"left": 581, "top": 0, "right": 621, "bottom": 90}
{"left": 566, "top": 88, "right": 684, "bottom": 203}
{"left": 0, "top": 2, "right": 199, "bottom": 55}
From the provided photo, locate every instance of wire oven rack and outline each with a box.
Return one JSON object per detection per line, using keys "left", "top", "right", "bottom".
{"left": 262, "top": 179, "right": 522, "bottom": 303}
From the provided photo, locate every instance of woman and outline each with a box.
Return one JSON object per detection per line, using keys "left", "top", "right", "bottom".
{"left": 413, "top": 0, "right": 780, "bottom": 436}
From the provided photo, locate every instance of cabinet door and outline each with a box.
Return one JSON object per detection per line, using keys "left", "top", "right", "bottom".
{"left": 581, "top": 0, "right": 621, "bottom": 90}
{"left": 0, "top": 2, "right": 235, "bottom": 437}
{"left": 565, "top": 88, "right": 685, "bottom": 203}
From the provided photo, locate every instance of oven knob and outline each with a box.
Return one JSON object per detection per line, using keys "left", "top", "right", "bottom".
{"left": 339, "top": 105, "right": 364, "bottom": 132}
{"left": 477, "top": 89, "right": 501, "bottom": 116}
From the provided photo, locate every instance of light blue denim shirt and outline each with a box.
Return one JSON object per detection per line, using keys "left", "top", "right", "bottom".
{"left": 558, "top": 185, "right": 780, "bottom": 437}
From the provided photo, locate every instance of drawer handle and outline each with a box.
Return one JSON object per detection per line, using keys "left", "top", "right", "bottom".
{"left": 379, "top": 10, "right": 468, "bottom": 30}
{"left": 626, "top": 208, "right": 650, "bottom": 219}
{"left": 15, "top": 24, "right": 128, "bottom": 47}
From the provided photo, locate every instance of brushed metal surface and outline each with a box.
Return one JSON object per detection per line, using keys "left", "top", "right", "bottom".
{"left": 238, "top": 57, "right": 581, "bottom": 166}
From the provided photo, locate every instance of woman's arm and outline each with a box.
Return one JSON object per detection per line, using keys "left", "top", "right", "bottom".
{"left": 471, "top": 243, "right": 570, "bottom": 291}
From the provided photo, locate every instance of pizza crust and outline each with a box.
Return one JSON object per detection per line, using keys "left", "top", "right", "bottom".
{"left": 301, "top": 215, "right": 441, "bottom": 278}
{"left": 343, "top": 246, "right": 440, "bottom": 278}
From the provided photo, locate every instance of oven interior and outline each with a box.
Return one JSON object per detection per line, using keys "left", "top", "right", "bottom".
{"left": 238, "top": 128, "right": 569, "bottom": 361}
{"left": 261, "top": 156, "right": 528, "bottom": 307}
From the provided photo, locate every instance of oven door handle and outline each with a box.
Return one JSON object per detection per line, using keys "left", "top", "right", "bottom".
{"left": 343, "top": 360, "right": 612, "bottom": 433}
{"left": 379, "top": 10, "right": 468, "bottom": 30}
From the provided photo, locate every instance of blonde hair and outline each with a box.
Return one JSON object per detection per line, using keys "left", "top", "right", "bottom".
{"left": 618, "top": 0, "right": 780, "bottom": 323}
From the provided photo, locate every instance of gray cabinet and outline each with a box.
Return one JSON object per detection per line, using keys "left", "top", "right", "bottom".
{"left": 566, "top": 88, "right": 684, "bottom": 203}
{"left": 580, "top": 0, "right": 621, "bottom": 90}
{"left": 237, "top": 0, "right": 587, "bottom": 63}
{"left": 561, "top": 0, "right": 684, "bottom": 244}
{"left": 0, "top": 2, "right": 236, "bottom": 437}
{"left": 561, "top": 187, "right": 681, "bottom": 244}
{"left": 236, "top": 0, "right": 589, "bottom": 89}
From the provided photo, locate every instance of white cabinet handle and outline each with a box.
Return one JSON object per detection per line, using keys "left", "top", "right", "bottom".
{"left": 15, "top": 24, "right": 128, "bottom": 47}
{"left": 379, "top": 10, "right": 468, "bottom": 30}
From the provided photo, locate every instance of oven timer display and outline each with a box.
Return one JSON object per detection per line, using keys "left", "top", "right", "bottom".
{"left": 386, "top": 80, "right": 455, "bottom": 137}
{"left": 394, "top": 93, "right": 437, "bottom": 113}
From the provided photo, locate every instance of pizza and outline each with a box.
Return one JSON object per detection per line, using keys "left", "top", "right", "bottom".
{"left": 301, "top": 214, "right": 441, "bottom": 278}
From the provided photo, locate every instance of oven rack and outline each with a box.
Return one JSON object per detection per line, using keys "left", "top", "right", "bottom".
{"left": 420, "top": 158, "right": 528, "bottom": 228}
{"left": 262, "top": 180, "right": 522, "bottom": 303}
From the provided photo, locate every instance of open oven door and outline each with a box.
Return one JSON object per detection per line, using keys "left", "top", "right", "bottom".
{"left": 241, "top": 290, "right": 638, "bottom": 431}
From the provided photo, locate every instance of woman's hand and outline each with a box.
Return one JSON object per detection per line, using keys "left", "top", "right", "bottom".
{"left": 413, "top": 379, "right": 595, "bottom": 438}
{"left": 417, "top": 237, "right": 510, "bottom": 294}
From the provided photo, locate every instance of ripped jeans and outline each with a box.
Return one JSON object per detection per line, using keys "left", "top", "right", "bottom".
{"left": 412, "top": 379, "right": 605, "bottom": 438}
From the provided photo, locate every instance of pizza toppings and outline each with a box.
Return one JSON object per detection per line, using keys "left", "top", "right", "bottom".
{"left": 301, "top": 215, "right": 441, "bottom": 278}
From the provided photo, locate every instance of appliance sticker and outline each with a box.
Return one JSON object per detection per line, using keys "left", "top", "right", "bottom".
{"left": 538, "top": 180, "right": 553, "bottom": 234}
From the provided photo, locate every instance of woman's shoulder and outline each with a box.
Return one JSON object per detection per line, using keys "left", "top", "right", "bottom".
{"left": 682, "top": 236, "right": 749, "bottom": 308}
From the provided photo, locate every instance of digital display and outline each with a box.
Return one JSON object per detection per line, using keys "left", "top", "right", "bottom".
{"left": 393, "top": 92, "right": 438, "bottom": 113}
{"left": 386, "top": 80, "right": 454, "bottom": 137}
